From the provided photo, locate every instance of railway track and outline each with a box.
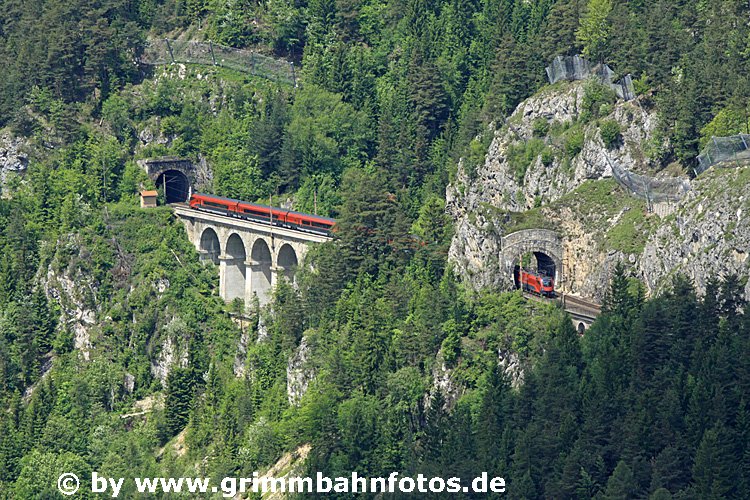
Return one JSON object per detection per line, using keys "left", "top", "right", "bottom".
{"left": 522, "top": 291, "right": 601, "bottom": 321}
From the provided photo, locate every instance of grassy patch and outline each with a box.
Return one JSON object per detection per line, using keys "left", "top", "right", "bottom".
{"left": 507, "top": 138, "right": 546, "bottom": 184}
{"left": 605, "top": 208, "right": 654, "bottom": 254}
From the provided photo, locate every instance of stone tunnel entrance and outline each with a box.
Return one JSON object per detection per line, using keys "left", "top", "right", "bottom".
{"left": 513, "top": 251, "right": 558, "bottom": 289}
{"left": 501, "top": 229, "right": 563, "bottom": 294}
{"left": 156, "top": 169, "right": 191, "bottom": 204}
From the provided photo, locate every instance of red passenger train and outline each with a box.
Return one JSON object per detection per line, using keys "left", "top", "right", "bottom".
{"left": 189, "top": 193, "right": 336, "bottom": 236}
{"left": 516, "top": 268, "right": 555, "bottom": 297}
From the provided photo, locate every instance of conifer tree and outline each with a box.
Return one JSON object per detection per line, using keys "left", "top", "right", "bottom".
{"left": 576, "top": 0, "right": 613, "bottom": 63}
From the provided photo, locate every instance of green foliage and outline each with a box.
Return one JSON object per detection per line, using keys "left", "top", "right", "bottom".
{"left": 532, "top": 118, "right": 550, "bottom": 138}
{"left": 605, "top": 207, "right": 654, "bottom": 254}
{"left": 565, "top": 126, "right": 586, "bottom": 158}
{"left": 3, "top": 0, "right": 750, "bottom": 494}
{"left": 581, "top": 81, "right": 617, "bottom": 123}
{"left": 576, "top": 0, "right": 613, "bottom": 62}
{"left": 465, "top": 133, "right": 493, "bottom": 180}
{"left": 599, "top": 119, "right": 622, "bottom": 149}
{"left": 541, "top": 147, "right": 555, "bottom": 167}
{"left": 700, "top": 105, "right": 750, "bottom": 150}
{"left": 281, "top": 85, "right": 371, "bottom": 189}
{"left": 507, "top": 139, "right": 547, "bottom": 184}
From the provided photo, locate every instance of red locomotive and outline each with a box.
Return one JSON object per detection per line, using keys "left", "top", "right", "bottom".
{"left": 189, "top": 193, "right": 336, "bottom": 236}
{"left": 516, "top": 268, "right": 555, "bottom": 297}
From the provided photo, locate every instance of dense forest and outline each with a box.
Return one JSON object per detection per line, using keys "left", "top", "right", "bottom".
{"left": 1, "top": 0, "right": 750, "bottom": 498}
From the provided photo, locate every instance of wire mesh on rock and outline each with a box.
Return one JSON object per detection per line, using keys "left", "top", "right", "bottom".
{"left": 139, "top": 39, "right": 296, "bottom": 86}
{"left": 695, "top": 134, "right": 750, "bottom": 176}
{"left": 545, "top": 55, "right": 635, "bottom": 101}
{"left": 605, "top": 154, "right": 691, "bottom": 206}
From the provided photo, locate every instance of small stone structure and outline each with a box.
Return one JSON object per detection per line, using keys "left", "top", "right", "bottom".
{"left": 140, "top": 190, "right": 158, "bottom": 208}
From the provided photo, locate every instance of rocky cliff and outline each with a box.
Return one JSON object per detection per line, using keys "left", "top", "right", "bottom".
{"left": 447, "top": 80, "right": 750, "bottom": 300}
{"left": 0, "top": 131, "right": 29, "bottom": 190}
{"left": 640, "top": 165, "right": 750, "bottom": 297}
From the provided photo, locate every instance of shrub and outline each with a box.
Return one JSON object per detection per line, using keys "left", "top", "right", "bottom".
{"left": 541, "top": 147, "right": 555, "bottom": 167}
{"left": 599, "top": 119, "right": 622, "bottom": 149}
{"left": 507, "top": 139, "right": 546, "bottom": 184}
{"left": 581, "top": 81, "right": 617, "bottom": 122}
{"left": 532, "top": 118, "right": 550, "bottom": 138}
{"left": 565, "top": 128, "right": 585, "bottom": 158}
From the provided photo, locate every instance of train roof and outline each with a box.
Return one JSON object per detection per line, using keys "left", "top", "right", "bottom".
{"left": 192, "top": 192, "right": 337, "bottom": 223}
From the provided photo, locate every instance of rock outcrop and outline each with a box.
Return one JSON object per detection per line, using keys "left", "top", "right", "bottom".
{"left": 287, "top": 336, "right": 313, "bottom": 406}
{"left": 639, "top": 166, "right": 750, "bottom": 297}
{"left": 447, "top": 81, "right": 665, "bottom": 298}
{"left": 446, "top": 82, "right": 750, "bottom": 299}
{"left": 0, "top": 132, "right": 29, "bottom": 190}
{"left": 447, "top": 79, "right": 750, "bottom": 300}
{"left": 43, "top": 235, "right": 100, "bottom": 360}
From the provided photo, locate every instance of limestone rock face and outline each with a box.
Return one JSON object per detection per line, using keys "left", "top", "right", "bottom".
{"left": 447, "top": 81, "right": 661, "bottom": 298}
{"left": 639, "top": 168, "right": 750, "bottom": 298}
{"left": 287, "top": 336, "right": 313, "bottom": 406}
{"left": 43, "top": 235, "right": 100, "bottom": 361}
{"left": 151, "top": 331, "right": 189, "bottom": 387}
{"left": 447, "top": 78, "right": 750, "bottom": 300}
{"left": 0, "top": 132, "right": 29, "bottom": 188}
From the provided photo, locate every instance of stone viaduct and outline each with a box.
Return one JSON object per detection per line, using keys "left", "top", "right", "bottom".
{"left": 173, "top": 205, "right": 331, "bottom": 308}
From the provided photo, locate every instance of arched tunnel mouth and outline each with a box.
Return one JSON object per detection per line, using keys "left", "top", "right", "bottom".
{"left": 513, "top": 251, "right": 557, "bottom": 290}
{"left": 156, "top": 169, "right": 190, "bottom": 204}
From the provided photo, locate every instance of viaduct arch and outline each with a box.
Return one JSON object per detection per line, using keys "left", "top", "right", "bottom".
{"left": 174, "top": 205, "right": 330, "bottom": 308}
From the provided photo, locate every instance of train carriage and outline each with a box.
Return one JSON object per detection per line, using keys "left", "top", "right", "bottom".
{"left": 189, "top": 193, "right": 336, "bottom": 236}
{"left": 516, "top": 268, "right": 555, "bottom": 297}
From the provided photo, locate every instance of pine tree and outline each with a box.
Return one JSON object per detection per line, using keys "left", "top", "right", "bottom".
{"left": 164, "top": 366, "right": 194, "bottom": 438}
{"left": 477, "top": 365, "right": 512, "bottom": 473}
{"left": 604, "top": 460, "right": 636, "bottom": 500}
{"left": 691, "top": 425, "right": 737, "bottom": 499}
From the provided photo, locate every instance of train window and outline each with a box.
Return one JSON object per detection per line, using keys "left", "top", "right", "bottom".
{"left": 312, "top": 222, "right": 331, "bottom": 229}
{"left": 244, "top": 209, "right": 269, "bottom": 218}
{"left": 204, "top": 201, "right": 227, "bottom": 209}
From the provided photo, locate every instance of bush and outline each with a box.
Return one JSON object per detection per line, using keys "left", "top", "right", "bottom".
{"left": 541, "top": 147, "right": 555, "bottom": 166}
{"left": 565, "top": 128, "right": 585, "bottom": 158}
{"left": 599, "top": 119, "right": 622, "bottom": 149}
{"left": 507, "top": 139, "right": 546, "bottom": 184}
{"left": 532, "top": 118, "right": 550, "bottom": 138}
{"left": 581, "top": 81, "right": 617, "bottom": 122}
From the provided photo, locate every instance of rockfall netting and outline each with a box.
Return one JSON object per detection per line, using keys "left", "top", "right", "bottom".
{"left": 606, "top": 155, "right": 691, "bottom": 205}
{"left": 695, "top": 134, "right": 750, "bottom": 176}
{"left": 140, "top": 39, "right": 297, "bottom": 86}
{"left": 545, "top": 55, "right": 635, "bottom": 101}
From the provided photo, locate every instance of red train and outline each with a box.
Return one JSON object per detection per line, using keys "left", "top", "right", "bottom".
{"left": 189, "top": 193, "right": 336, "bottom": 236}
{"left": 516, "top": 268, "right": 555, "bottom": 297}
